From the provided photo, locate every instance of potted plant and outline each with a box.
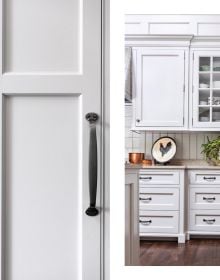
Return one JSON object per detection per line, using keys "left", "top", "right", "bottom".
{"left": 201, "top": 136, "right": 220, "bottom": 165}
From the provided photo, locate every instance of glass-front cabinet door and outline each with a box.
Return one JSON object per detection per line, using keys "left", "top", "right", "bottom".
{"left": 192, "top": 51, "right": 220, "bottom": 129}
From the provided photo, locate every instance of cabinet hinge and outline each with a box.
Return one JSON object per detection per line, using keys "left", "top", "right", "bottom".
{"left": 193, "top": 53, "right": 194, "bottom": 60}
{"left": 183, "top": 84, "right": 185, "bottom": 92}
{"left": 192, "top": 118, "right": 193, "bottom": 125}
{"left": 184, "top": 52, "right": 185, "bottom": 60}
{"left": 183, "top": 117, "right": 184, "bottom": 125}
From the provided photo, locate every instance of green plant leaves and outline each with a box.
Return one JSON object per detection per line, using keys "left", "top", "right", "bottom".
{"left": 201, "top": 136, "right": 220, "bottom": 160}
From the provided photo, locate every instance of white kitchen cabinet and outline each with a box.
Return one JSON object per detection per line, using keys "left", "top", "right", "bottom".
{"left": 126, "top": 15, "right": 220, "bottom": 131}
{"left": 191, "top": 50, "right": 220, "bottom": 130}
{"left": 139, "top": 210, "right": 179, "bottom": 233}
{"left": 188, "top": 169, "right": 220, "bottom": 239}
{"left": 133, "top": 48, "right": 188, "bottom": 130}
{"left": 139, "top": 169, "right": 186, "bottom": 243}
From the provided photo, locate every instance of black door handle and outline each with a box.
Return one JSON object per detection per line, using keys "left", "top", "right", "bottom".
{"left": 85, "top": 112, "right": 99, "bottom": 216}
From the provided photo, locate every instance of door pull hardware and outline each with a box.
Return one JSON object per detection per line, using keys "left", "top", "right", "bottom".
{"left": 139, "top": 220, "right": 152, "bottom": 225}
{"left": 203, "top": 218, "right": 216, "bottom": 224}
{"left": 85, "top": 112, "right": 99, "bottom": 216}
{"left": 203, "top": 197, "right": 216, "bottom": 202}
{"left": 139, "top": 176, "right": 152, "bottom": 180}
{"left": 139, "top": 197, "right": 152, "bottom": 202}
{"left": 203, "top": 176, "right": 216, "bottom": 181}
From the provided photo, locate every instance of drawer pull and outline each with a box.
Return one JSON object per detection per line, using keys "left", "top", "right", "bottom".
{"left": 139, "top": 197, "right": 152, "bottom": 202}
{"left": 139, "top": 176, "right": 152, "bottom": 180}
{"left": 139, "top": 219, "right": 152, "bottom": 225}
{"left": 203, "top": 197, "right": 216, "bottom": 202}
{"left": 203, "top": 176, "right": 216, "bottom": 181}
{"left": 203, "top": 218, "right": 216, "bottom": 224}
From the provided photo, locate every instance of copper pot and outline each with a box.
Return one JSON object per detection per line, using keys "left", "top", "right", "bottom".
{"left": 129, "top": 153, "right": 144, "bottom": 164}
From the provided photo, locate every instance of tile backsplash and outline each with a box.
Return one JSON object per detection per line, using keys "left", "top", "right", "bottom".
{"left": 125, "top": 104, "right": 220, "bottom": 161}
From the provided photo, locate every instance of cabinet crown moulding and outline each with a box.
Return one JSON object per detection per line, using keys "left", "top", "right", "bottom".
{"left": 125, "top": 35, "right": 194, "bottom": 40}
{"left": 125, "top": 35, "right": 194, "bottom": 47}
{"left": 125, "top": 35, "right": 220, "bottom": 48}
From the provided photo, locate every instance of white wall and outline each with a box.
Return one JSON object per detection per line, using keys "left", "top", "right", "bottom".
{"left": 125, "top": 104, "right": 220, "bottom": 161}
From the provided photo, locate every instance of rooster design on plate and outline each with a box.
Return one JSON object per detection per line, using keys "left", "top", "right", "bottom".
{"left": 160, "top": 141, "right": 172, "bottom": 157}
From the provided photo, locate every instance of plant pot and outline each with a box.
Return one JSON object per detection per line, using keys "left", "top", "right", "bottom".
{"left": 207, "top": 157, "right": 220, "bottom": 166}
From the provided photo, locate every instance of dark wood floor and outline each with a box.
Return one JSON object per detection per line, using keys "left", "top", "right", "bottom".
{"left": 140, "top": 239, "right": 220, "bottom": 266}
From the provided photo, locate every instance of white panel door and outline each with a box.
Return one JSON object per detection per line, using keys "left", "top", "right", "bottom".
{"left": 0, "top": 1, "right": 102, "bottom": 280}
{"left": 135, "top": 48, "right": 186, "bottom": 128}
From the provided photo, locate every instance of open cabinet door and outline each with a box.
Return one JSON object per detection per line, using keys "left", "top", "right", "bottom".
{"left": 0, "top": 0, "right": 103, "bottom": 280}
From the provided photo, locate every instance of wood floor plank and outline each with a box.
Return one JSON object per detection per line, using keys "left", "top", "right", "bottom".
{"left": 140, "top": 239, "right": 220, "bottom": 266}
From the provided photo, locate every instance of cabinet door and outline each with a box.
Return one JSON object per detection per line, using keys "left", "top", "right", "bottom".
{"left": 192, "top": 50, "right": 220, "bottom": 129}
{"left": 135, "top": 48, "right": 186, "bottom": 128}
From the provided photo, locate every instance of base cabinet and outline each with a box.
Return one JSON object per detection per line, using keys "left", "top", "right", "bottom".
{"left": 188, "top": 170, "right": 220, "bottom": 239}
{"left": 139, "top": 169, "right": 186, "bottom": 243}
{"left": 125, "top": 166, "right": 220, "bottom": 256}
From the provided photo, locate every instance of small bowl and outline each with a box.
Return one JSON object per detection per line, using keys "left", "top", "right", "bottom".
{"left": 200, "top": 65, "right": 210, "bottom": 71}
{"left": 199, "top": 83, "right": 209, "bottom": 88}
{"left": 199, "top": 101, "right": 208, "bottom": 105}
{"left": 142, "top": 159, "right": 152, "bottom": 165}
{"left": 200, "top": 116, "right": 209, "bottom": 122}
{"left": 213, "top": 81, "right": 220, "bottom": 88}
{"left": 129, "top": 153, "right": 144, "bottom": 164}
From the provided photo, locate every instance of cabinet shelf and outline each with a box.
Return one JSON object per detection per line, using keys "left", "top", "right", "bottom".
{"left": 198, "top": 105, "right": 220, "bottom": 107}
{"left": 199, "top": 71, "right": 220, "bottom": 74}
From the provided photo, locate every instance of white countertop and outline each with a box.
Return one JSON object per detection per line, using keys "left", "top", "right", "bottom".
{"left": 125, "top": 159, "right": 220, "bottom": 170}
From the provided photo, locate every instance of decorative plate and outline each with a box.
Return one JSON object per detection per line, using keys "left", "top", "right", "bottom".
{"left": 151, "top": 137, "right": 176, "bottom": 163}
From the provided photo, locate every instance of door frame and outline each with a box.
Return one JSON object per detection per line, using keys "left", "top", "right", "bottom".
{"left": 102, "top": 0, "right": 110, "bottom": 279}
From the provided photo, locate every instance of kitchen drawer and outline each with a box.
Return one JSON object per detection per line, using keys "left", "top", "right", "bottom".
{"left": 139, "top": 210, "right": 179, "bottom": 233}
{"left": 190, "top": 187, "right": 220, "bottom": 210}
{"left": 189, "top": 170, "right": 220, "bottom": 185}
{"left": 139, "top": 187, "right": 179, "bottom": 211}
{"left": 190, "top": 210, "right": 220, "bottom": 232}
{"left": 139, "top": 171, "right": 179, "bottom": 186}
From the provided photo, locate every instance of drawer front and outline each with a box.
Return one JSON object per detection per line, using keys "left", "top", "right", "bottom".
{"left": 189, "top": 171, "right": 220, "bottom": 185}
{"left": 190, "top": 210, "right": 220, "bottom": 232}
{"left": 139, "top": 210, "right": 179, "bottom": 233}
{"left": 139, "top": 187, "right": 179, "bottom": 211}
{"left": 190, "top": 187, "right": 220, "bottom": 210}
{"left": 139, "top": 171, "right": 179, "bottom": 185}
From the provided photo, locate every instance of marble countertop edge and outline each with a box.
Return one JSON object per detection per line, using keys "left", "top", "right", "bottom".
{"left": 125, "top": 160, "right": 220, "bottom": 170}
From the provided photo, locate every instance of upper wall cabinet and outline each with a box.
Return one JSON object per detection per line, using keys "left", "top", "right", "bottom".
{"left": 192, "top": 50, "right": 220, "bottom": 128}
{"left": 126, "top": 15, "right": 220, "bottom": 131}
{"left": 191, "top": 50, "right": 220, "bottom": 130}
{"left": 133, "top": 47, "right": 188, "bottom": 130}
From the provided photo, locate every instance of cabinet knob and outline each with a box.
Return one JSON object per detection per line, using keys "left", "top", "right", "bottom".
{"left": 136, "top": 119, "right": 140, "bottom": 123}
